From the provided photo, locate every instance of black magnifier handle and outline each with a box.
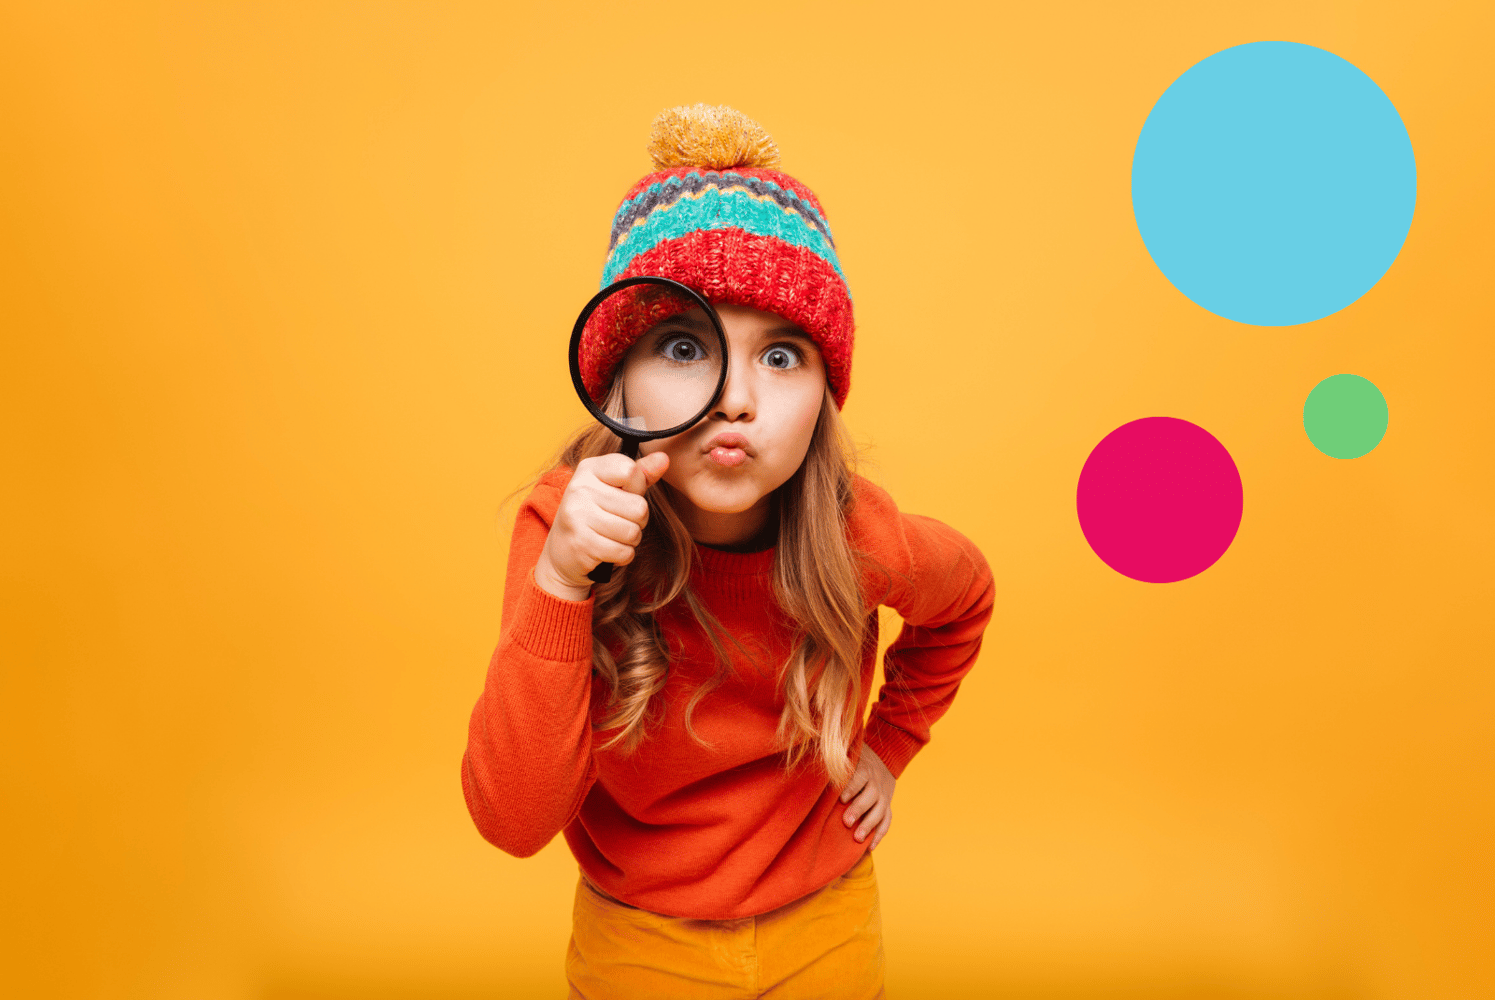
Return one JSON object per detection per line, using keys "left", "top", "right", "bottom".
{"left": 587, "top": 436, "right": 642, "bottom": 585}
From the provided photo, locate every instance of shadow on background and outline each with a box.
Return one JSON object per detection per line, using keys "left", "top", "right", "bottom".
{"left": 259, "top": 978, "right": 551, "bottom": 1000}
{"left": 258, "top": 971, "right": 1367, "bottom": 1000}
{"left": 882, "top": 976, "right": 1367, "bottom": 1000}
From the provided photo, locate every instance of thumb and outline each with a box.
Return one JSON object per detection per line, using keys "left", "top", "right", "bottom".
{"left": 637, "top": 450, "right": 670, "bottom": 488}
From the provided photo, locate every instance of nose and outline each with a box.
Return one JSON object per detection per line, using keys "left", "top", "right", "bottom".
{"left": 710, "top": 348, "right": 755, "bottom": 423}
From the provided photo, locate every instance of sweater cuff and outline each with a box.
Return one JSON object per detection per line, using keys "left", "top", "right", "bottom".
{"left": 510, "top": 571, "right": 594, "bottom": 662}
{"left": 862, "top": 715, "right": 923, "bottom": 779}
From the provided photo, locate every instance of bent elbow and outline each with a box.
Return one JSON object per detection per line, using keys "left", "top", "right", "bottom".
{"left": 494, "top": 830, "right": 553, "bottom": 859}
{"left": 461, "top": 753, "right": 562, "bottom": 859}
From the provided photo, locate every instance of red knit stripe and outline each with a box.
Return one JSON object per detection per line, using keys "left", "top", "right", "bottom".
{"left": 580, "top": 229, "right": 854, "bottom": 409}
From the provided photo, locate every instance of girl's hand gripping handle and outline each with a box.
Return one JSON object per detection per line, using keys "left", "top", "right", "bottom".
{"left": 586, "top": 438, "right": 642, "bottom": 586}
{"left": 532, "top": 451, "right": 669, "bottom": 601}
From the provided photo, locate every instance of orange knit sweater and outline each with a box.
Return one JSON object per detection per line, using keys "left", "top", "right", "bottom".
{"left": 461, "top": 467, "right": 994, "bottom": 919}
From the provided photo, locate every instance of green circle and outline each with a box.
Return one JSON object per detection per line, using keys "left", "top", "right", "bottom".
{"left": 1303, "top": 374, "right": 1388, "bottom": 459}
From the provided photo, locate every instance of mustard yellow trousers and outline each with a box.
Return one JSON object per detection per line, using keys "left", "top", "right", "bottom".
{"left": 565, "top": 849, "right": 885, "bottom": 999}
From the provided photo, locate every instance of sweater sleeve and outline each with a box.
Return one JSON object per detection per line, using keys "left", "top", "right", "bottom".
{"left": 852, "top": 477, "right": 996, "bottom": 779}
{"left": 461, "top": 468, "right": 600, "bottom": 858}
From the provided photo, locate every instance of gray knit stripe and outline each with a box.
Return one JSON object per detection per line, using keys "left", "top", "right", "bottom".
{"left": 608, "top": 171, "right": 834, "bottom": 251}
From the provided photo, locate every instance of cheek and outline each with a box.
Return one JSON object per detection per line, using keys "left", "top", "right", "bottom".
{"left": 770, "top": 386, "right": 824, "bottom": 469}
{"left": 639, "top": 436, "right": 689, "bottom": 471}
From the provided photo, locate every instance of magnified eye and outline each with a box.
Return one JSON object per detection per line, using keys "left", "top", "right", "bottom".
{"left": 761, "top": 345, "right": 802, "bottom": 370}
{"left": 658, "top": 334, "right": 707, "bottom": 363}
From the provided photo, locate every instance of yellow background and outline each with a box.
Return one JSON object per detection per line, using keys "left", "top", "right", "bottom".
{"left": 3, "top": 2, "right": 1491, "bottom": 998}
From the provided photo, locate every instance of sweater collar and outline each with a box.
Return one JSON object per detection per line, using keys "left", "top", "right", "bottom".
{"left": 692, "top": 541, "right": 775, "bottom": 579}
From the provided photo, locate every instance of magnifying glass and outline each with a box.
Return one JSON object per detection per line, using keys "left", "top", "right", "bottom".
{"left": 568, "top": 275, "right": 730, "bottom": 583}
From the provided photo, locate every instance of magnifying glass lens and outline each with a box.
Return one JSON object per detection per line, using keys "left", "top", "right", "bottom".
{"left": 586, "top": 284, "right": 725, "bottom": 434}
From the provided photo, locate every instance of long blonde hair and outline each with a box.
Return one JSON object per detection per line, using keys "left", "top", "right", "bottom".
{"left": 542, "top": 385, "right": 871, "bottom": 786}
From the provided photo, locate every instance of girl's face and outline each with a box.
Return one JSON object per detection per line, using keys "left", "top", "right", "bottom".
{"left": 633, "top": 303, "right": 826, "bottom": 546}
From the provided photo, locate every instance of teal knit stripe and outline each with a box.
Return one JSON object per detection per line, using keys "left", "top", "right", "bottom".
{"left": 602, "top": 185, "right": 847, "bottom": 288}
{"left": 609, "top": 171, "right": 834, "bottom": 250}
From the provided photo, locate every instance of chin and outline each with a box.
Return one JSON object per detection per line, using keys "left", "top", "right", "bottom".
{"left": 683, "top": 489, "right": 762, "bottom": 515}
{"left": 676, "top": 476, "right": 768, "bottom": 515}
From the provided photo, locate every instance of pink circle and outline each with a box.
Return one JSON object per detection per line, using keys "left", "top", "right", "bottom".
{"left": 1077, "top": 417, "right": 1243, "bottom": 583}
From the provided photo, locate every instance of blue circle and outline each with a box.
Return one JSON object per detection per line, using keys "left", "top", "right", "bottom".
{"left": 1132, "top": 41, "right": 1416, "bottom": 326}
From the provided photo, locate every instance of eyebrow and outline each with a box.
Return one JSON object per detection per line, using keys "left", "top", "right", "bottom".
{"left": 763, "top": 325, "right": 813, "bottom": 341}
{"left": 648, "top": 313, "right": 712, "bottom": 331}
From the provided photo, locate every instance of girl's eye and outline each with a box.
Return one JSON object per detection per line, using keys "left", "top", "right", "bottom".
{"left": 760, "top": 345, "right": 802, "bottom": 370}
{"left": 657, "top": 334, "right": 707, "bottom": 363}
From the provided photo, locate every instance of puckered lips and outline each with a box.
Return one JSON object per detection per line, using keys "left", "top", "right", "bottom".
{"left": 704, "top": 431, "right": 753, "bottom": 468}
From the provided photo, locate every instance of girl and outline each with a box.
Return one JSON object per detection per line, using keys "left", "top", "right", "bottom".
{"left": 462, "top": 104, "right": 994, "bottom": 999}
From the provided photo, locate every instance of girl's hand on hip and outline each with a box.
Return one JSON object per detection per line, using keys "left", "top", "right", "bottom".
{"left": 839, "top": 744, "right": 895, "bottom": 850}
{"left": 533, "top": 451, "right": 670, "bottom": 601}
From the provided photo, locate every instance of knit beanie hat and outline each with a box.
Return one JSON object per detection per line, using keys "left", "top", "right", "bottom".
{"left": 578, "top": 104, "right": 855, "bottom": 409}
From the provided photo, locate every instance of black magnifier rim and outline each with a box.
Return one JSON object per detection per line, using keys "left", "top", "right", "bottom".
{"left": 568, "top": 275, "right": 730, "bottom": 442}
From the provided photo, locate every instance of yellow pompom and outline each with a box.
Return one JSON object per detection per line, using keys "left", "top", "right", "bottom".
{"left": 646, "top": 104, "right": 781, "bottom": 171}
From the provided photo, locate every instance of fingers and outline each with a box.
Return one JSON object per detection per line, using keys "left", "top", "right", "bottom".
{"left": 868, "top": 810, "right": 892, "bottom": 851}
{"left": 591, "top": 484, "right": 651, "bottom": 526}
{"left": 852, "top": 798, "right": 889, "bottom": 845}
{"left": 589, "top": 451, "right": 668, "bottom": 497}
{"left": 636, "top": 450, "right": 670, "bottom": 488}
{"left": 839, "top": 767, "right": 868, "bottom": 804}
{"left": 573, "top": 455, "right": 656, "bottom": 535}
{"left": 579, "top": 509, "right": 646, "bottom": 566}
{"left": 840, "top": 757, "right": 893, "bottom": 847}
{"left": 842, "top": 779, "right": 879, "bottom": 831}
